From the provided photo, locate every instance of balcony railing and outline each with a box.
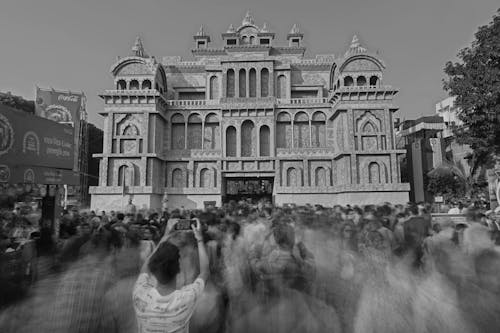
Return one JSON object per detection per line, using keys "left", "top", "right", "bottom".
{"left": 276, "top": 98, "right": 329, "bottom": 105}
{"left": 166, "top": 99, "right": 218, "bottom": 107}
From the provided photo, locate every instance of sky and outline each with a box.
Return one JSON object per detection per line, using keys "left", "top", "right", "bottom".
{"left": 0, "top": 0, "right": 498, "bottom": 128}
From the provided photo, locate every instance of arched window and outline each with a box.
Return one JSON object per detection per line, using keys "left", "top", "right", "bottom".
{"left": 294, "top": 112, "right": 309, "bottom": 148}
{"left": 277, "top": 75, "right": 286, "bottom": 98}
{"left": 172, "top": 168, "right": 185, "bottom": 188}
{"left": 171, "top": 113, "right": 185, "bottom": 149}
{"left": 209, "top": 76, "right": 219, "bottom": 100}
{"left": 200, "top": 168, "right": 210, "bottom": 188}
{"left": 249, "top": 36, "right": 255, "bottom": 45}
{"left": 315, "top": 167, "right": 327, "bottom": 187}
{"left": 142, "top": 80, "right": 152, "bottom": 89}
{"left": 344, "top": 76, "right": 354, "bottom": 87}
{"left": 369, "top": 76, "right": 379, "bottom": 86}
{"left": 261, "top": 68, "right": 269, "bottom": 97}
{"left": 311, "top": 111, "right": 326, "bottom": 147}
{"left": 226, "top": 69, "right": 235, "bottom": 98}
{"left": 123, "top": 124, "right": 139, "bottom": 136}
{"left": 187, "top": 114, "right": 202, "bottom": 149}
{"left": 241, "top": 120, "right": 255, "bottom": 157}
{"left": 129, "top": 80, "right": 139, "bottom": 90}
{"left": 249, "top": 68, "right": 256, "bottom": 97}
{"left": 368, "top": 162, "right": 381, "bottom": 184}
{"left": 239, "top": 69, "right": 246, "bottom": 98}
{"left": 226, "top": 126, "right": 237, "bottom": 157}
{"left": 276, "top": 112, "right": 292, "bottom": 148}
{"left": 117, "top": 80, "right": 126, "bottom": 90}
{"left": 204, "top": 113, "right": 220, "bottom": 149}
{"left": 118, "top": 165, "right": 129, "bottom": 186}
{"left": 356, "top": 76, "right": 367, "bottom": 86}
{"left": 242, "top": 36, "right": 249, "bottom": 44}
{"left": 259, "top": 125, "right": 270, "bottom": 156}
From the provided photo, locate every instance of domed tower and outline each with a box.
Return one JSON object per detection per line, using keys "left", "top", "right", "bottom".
{"left": 89, "top": 37, "right": 169, "bottom": 211}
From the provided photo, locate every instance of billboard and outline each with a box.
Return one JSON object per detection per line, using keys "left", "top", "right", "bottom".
{"left": 0, "top": 164, "right": 79, "bottom": 185}
{"left": 35, "top": 87, "right": 83, "bottom": 125}
{"left": 0, "top": 104, "right": 74, "bottom": 169}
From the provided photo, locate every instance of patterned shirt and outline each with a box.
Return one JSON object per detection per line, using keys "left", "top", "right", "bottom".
{"left": 133, "top": 273, "right": 205, "bottom": 333}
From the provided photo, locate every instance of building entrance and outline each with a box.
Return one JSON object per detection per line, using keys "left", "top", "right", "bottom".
{"left": 223, "top": 177, "right": 274, "bottom": 203}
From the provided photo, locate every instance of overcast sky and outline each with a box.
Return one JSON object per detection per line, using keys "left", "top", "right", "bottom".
{"left": 0, "top": 0, "right": 498, "bottom": 128}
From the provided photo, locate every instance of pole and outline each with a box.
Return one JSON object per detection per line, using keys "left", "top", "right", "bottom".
{"left": 63, "top": 184, "right": 68, "bottom": 209}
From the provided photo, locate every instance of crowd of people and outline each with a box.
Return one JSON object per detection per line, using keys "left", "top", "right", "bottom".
{"left": 1, "top": 199, "right": 500, "bottom": 332}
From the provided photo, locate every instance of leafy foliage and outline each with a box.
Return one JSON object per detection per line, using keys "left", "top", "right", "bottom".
{"left": 443, "top": 8, "right": 500, "bottom": 167}
{"left": 426, "top": 173, "right": 466, "bottom": 203}
{"left": 0, "top": 91, "right": 35, "bottom": 114}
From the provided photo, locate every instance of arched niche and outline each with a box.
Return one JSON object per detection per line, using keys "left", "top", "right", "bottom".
{"left": 294, "top": 111, "right": 309, "bottom": 148}
{"left": 259, "top": 125, "right": 270, "bottom": 157}
{"left": 226, "top": 126, "right": 237, "bottom": 157}
{"left": 204, "top": 113, "right": 220, "bottom": 149}
{"left": 171, "top": 113, "right": 185, "bottom": 149}
{"left": 226, "top": 69, "right": 235, "bottom": 98}
{"left": 276, "top": 112, "right": 292, "bottom": 148}
{"left": 187, "top": 114, "right": 203, "bottom": 149}
{"left": 241, "top": 120, "right": 255, "bottom": 157}
{"left": 311, "top": 111, "right": 326, "bottom": 147}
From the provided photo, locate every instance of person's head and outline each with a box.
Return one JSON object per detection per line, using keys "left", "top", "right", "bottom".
{"left": 116, "top": 213, "right": 125, "bottom": 222}
{"left": 128, "top": 198, "right": 133, "bottom": 204}
{"left": 407, "top": 204, "right": 419, "bottom": 216}
{"left": 148, "top": 241, "right": 180, "bottom": 285}
{"left": 458, "top": 202, "right": 464, "bottom": 210}
{"left": 273, "top": 223, "right": 295, "bottom": 251}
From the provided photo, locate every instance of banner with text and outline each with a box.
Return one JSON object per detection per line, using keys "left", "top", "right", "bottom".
{"left": 0, "top": 164, "right": 79, "bottom": 185}
{"left": 35, "top": 87, "right": 82, "bottom": 125}
{"left": 0, "top": 104, "right": 75, "bottom": 170}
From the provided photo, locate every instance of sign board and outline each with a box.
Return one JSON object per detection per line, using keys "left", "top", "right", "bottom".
{"left": 0, "top": 164, "right": 79, "bottom": 185}
{"left": 0, "top": 104, "right": 75, "bottom": 169}
{"left": 35, "top": 87, "right": 82, "bottom": 127}
{"left": 434, "top": 196, "right": 444, "bottom": 203}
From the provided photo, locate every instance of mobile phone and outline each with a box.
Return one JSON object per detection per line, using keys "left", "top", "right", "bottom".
{"left": 174, "top": 219, "right": 196, "bottom": 231}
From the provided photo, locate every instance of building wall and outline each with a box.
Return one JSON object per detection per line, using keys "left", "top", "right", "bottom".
{"left": 90, "top": 22, "right": 409, "bottom": 211}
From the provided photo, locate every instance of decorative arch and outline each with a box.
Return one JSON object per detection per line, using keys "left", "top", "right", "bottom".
{"left": 370, "top": 75, "right": 379, "bottom": 86}
{"left": 22, "top": 131, "right": 40, "bottom": 155}
{"left": 276, "top": 111, "right": 292, "bottom": 148}
{"left": 239, "top": 68, "right": 246, "bottom": 97}
{"left": 249, "top": 68, "right": 257, "bottom": 97}
{"left": 277, "top": 75, "right": 286, "bottom": 98}
{"left": 171, "top": 168, "right": 186, "bottom": 188}
{"left": 226, "top": 126, "right": 237, "bottom": 157}
{"left": 259, "top": 125, "right": 270, "bottom": 157}
{"left": 171, "top": 113, "right": 185, "bottom": 149}
{"left": 311, "top": 111, "right": 326, "bottom": 147}
{"left": 142, "top": 79, "right": 152, "bottom": 89}
{"left": 187, "top": 113, "right": 203, "bottom": 149}
{"left": 368, "top": 162, "right": 381, "bottom": 184}
{"left": 356, "top": 111, "right": 382, "bottom": 133}
{"left": 241, "top": 120, "right": 255, "bottom": 157}
{"left": 286, "top": 167, "right": 302, "bottom": 187}
{"left": 200, "top": 168, "right": 210, "bottom": 188}
{"left": 122, "top": 124, "right": 139, "bottom": 136}
{"left": 314, "top": 167, "right": 327, "bottom": 187}
{"left": 344, "top": 76, "right": 354, "bottom": 87}
{"left": 329, "top": 63, "right": 338, "bottom": 90}
{"left": 129, "top": 80, "right": 139, "bottom": 90}
{"left": 261, "top": 68, "right": 269, "bottom": 97}
{"left": 209, "top": 76, "right": 219, "bottom": 100}
{"left": 226, "top": 69, "right": 235, "bottom": 98}
{"left": 117, "top": 80, "right": 127, "bottom": 90}
{"left": 204, "top": 113, "right": 220, "bottom": 149}
{"left": 356, "top": 76, "right": 367, "bottom": 86}
{"left": 294, "top": 111, "right": 309, "bottom": 148}
{"left": 116, "top": 162, "right": 139, "bottom": 186}
{"left": 339, "top": 54, "right": 385, "bottom": 73}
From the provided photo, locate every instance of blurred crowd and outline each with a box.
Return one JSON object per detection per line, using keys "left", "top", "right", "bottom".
{"left": 1, "top": 199, "right": 500, "bottom": 332}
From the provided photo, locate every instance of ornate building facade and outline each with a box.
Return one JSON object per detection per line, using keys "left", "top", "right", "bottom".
{"left": 90, "top": 12, "right": 410, "bottom": 211}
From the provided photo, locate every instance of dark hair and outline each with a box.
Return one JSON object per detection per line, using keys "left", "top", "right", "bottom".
{"left": 148, "top": 242, "right": 180, "bottom": 285}
{"left": 117, "top": 213, "right": 125, "bottom": 221}
{"left": 273, "top": 223, "right": 295, "bottom": 250}
{"left": 407, "top": 204, "right": 419, "bottom": 216}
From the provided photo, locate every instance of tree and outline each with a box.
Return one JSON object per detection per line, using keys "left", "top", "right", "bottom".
{"left": 425, "top": 172, "right": 466, "bottom": 203}
{"left": 443, "top": 9, "right": 500, "bottom": 171}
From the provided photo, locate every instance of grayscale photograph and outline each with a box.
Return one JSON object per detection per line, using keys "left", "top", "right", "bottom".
{"left": 1, "top": 0, "right": 500, "bottom": 332}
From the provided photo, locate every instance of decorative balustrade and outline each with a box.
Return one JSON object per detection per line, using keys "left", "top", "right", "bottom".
{"left": 276, "top": 98, "right": 329, "bottom": 105}
{"left": 103, "top": 89, "right": 161, "bottom": 95}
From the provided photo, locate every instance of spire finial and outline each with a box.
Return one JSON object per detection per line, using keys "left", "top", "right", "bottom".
{"left": 261, "top": 22, "right": 269, "bottom": 32}
{"left": 290, "top": 24, "right": 301, "bottom": 34}
{"left": 346, "top": 34, "right": 367, "bottom": 56}
{"left": 227, "top": 24, "right": 235, "bottom": 33}
{"left": 197, "top": 25, "right": 205, "bottom": 36}
{"left": 132, "top": 36, "right": 145, "bottom": 57}
{"left": 242, "top": 10, "right": 254, "bottom": 25}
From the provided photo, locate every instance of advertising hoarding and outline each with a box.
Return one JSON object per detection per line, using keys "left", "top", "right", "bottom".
{"left": 35, "top": 87, "right": 82, "bottom": 126}
{"left": 0, "top": 104, "right": 75, "bottom": 170}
